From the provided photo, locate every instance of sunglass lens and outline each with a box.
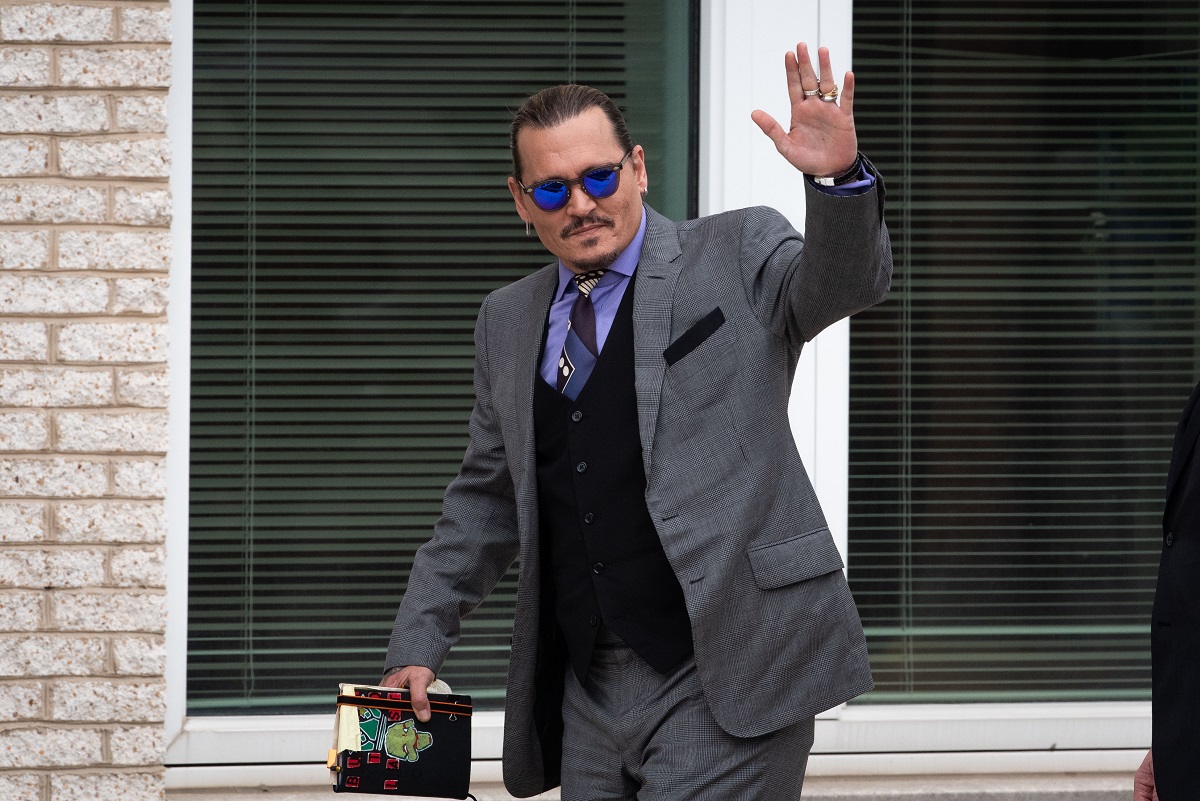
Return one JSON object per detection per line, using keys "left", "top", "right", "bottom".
{"left": 532, "top": 181, "right": 568, "bottom": 211}
{"left": 582, "top": 168, "right": 619, "bottom": 199}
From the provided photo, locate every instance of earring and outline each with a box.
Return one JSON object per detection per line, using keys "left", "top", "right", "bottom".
{"left": 525, "top": 221, "right": 532, "bottom": 236}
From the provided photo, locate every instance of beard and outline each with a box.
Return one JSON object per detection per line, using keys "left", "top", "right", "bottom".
{"left": 569, "top": 247, "right": 622, "bottom": 273}
{"left": 559, "top": 213, "right": 620, "bottom": 273}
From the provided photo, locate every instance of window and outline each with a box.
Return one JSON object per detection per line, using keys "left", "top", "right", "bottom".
{"left": 189, "top": 0, "right": 697, "bottom": 714}
{"left": 849, "top": 0, "right": 1198, "bottom": 702}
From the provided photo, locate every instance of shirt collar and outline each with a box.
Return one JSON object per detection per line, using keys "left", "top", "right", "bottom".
{"left": 554, "top": 206, "right": 647, "bottom": 300}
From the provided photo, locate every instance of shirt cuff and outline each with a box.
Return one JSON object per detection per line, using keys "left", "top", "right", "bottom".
{"left": 806, "top": 170, "right": 876, "bottom": 197}
{"left": 806, "top": 154, "right": 883, "bottom": 196}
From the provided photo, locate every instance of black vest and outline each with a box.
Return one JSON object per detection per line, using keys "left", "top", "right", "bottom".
{"left": 534, "top": 279, "right": 693, "bottom": 683}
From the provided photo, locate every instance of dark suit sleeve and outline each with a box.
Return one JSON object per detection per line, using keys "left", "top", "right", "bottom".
{"left": 386, "top": 293, "right": 521, "bottom": 674}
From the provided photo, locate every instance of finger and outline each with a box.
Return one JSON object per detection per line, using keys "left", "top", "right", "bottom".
{"left": 795, "top": 42, "right": 819, "bottom": 93}
{"left": 817, "top": 46, "right": 835, "bottom": 91}
{"left": 841, "top": 70, "right": 855, "bottom": 117}
{"left": 783, "top": 49, "right": 803, "bottom": 110}
{"left": 750, "top": 109, "right": 787, "bottom": 152}
{"left": 405, "top": 672, "right": 433, "bottom": 723}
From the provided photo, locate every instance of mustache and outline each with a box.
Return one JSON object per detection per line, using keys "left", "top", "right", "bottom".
{"left": 560, "top": 215, "right": 614, "bottom": 238}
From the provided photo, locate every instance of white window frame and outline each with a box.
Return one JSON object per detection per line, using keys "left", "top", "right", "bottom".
{"left": 164, "top": 0, "right": 1150, "bottom": 787}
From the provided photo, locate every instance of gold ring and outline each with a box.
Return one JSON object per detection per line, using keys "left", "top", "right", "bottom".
{"left": 819, "top": 85, "right": 839, "bottom": 102}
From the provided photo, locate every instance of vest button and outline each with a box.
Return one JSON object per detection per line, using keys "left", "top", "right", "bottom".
{"left": 593, "top": 563, "right": 605, "bottom": 575}
{"left": 588, "top": 615, "right": 598, "bottom": 627}
{"left": 576, "top": 461, "right": 587, "bottom": 473}
{"left": 1166, "top": 532, "right": 1175, "bottom": 547}
{"left": 583, "top": 512, "right": 595, "bottom": 524}
{"left": 571, "top": 411, "right": 583, "bottom": 422}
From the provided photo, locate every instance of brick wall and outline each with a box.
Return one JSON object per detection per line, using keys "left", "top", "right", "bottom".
{"left": 0, "top": 3, "right": 172, "bottom": 799}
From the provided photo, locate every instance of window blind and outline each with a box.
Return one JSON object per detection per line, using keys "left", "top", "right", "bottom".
{"left": 189, "top": 0, "right": 696, "bottom": 714}
{"left": 848, "top": 0, "right": 1199, "bottom": 701}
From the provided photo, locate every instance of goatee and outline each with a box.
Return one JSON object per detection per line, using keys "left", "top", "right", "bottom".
{"left": 570, "top": 248, "right": 621, "bottom": 273}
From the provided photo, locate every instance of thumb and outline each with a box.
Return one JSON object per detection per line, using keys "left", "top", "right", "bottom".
{"left": 751, "top": 110, "right": 787, "bottom": 152}
{"left": 407, "top": 669, "right": 434, "bottom": 723}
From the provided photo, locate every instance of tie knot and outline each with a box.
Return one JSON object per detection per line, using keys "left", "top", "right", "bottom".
{"left": 573, "top": 270, "right": 606, "bottom": 298}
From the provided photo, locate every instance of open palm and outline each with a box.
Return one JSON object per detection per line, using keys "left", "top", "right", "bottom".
{"left": 752, "top": 43, "right": 859, "bottom": 178}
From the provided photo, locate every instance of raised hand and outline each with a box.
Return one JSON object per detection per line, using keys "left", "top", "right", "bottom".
{"left": 751, "top": 43, "right": 858, "bottom": 179}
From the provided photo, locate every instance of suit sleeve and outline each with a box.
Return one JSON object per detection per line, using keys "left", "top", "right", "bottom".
{"left": 740, "top": 155, "right": 893, "bottom": 345}
{"left": 385, "top": 293, "right": 521, "bottom": 674}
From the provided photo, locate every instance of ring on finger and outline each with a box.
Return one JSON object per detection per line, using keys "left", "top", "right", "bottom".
{"left": 818, "top": 82, "right": 839, "bottom": 102}
{"left": 803, "top": 88, "right": 819, "bottom": 97}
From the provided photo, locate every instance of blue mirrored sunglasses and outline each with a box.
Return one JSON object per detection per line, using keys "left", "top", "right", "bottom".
{"left": 517, "top": 150, "right": 634, "bottom": 212}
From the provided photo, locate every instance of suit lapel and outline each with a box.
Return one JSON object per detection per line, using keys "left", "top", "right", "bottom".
{"left": 513, "top": 266, "right": 560, "bottom": 527}
{"left": 632, "top": 207, "right": 684, "bottom": 478}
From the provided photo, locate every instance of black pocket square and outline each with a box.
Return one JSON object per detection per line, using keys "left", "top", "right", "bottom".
{"left": 664, "top": 307, "right": 725, "bottom": 366}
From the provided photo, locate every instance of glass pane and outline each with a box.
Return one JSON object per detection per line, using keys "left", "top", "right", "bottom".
{"left": 189, "top": 0, "right": 697, "bottom": 715}
{"left": 848, "top": 0, "right": 1199, "bottom": 702}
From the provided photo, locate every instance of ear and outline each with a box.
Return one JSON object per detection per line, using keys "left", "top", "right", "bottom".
{"left": 507, "top": 176, "right": 531, "bottom": 223}
{"left": 631, "top": 145, "right": 649, "bottom": 194}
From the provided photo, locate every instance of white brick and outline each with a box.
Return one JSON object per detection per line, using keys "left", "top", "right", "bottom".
{"left": 0, "top": 94, "right": 108, "bottom": 134}
{"left": 56, "top": 502, "right": 164, "bottom": 544}
{"left": 0, "top": 274, "right": 108, "bottom": 314}
{"left": 0, "top": 681, "right": 43, "bottom": 720}
{"left": 0, "top": 726, "right": 104, "bottom": 767}
{"left": 57, "top": 410, "right": 167, "bottom": 453}
{"left": 120, "top": 7, "right": 171, "bottom": 43}
{"left": 0, "top": 773, "right": 41, "bottom": 801}
{"left": 0, "top": 137, "right": 49, "bottom": 175}
{"left": 52, "top": 770, "right": 165, "bottom": 800}
{"left": 0, "top": 547, "right": 105, "bottom": 588}
{"left": 113, "top": 276, "right": 167, "bottom": 314}
{"left": 113, "top": 186, "right": 170, "bottom": 225}
{"left": 58, "top": 322, "right": 167, "bottom": 363}
{"left": 54, "top": 590, "right": 165, "bottom": 632}
{"left": 115, "top": 94, "right": 166, "bottom": 133}
{"left": 0, "top": 230, "right": 49, "bottom": 269}
{"left": 116, "top": 369, "right": 165, "bottom": 407}
{"left": 0, "top": 48, "right": 51, "bottom": 86}
{"left": 59, "top": 138, "right": 170, "bottom": 178}
{"left": 0, "top": 322, "right": 47, "bottom": 361}
{"left": 0, "top": 457, "right": 108, "bottom": 497}
{"left": 0, "top": 410, "right": 49, "bottom": 450}
{"left": 51, "top": 679, "right": 165, "bottom": 722}
{"left": 0, "top": 368, "right": 113, "bottom": 406}
{"left": 108, "top": 727, "right": 166, "bottom": 768}
{"left": 112, "top": 458, "right": 163, "bottom": 498}
{"left": 0, "top": 590, "right": 43, "bottom": 631}
{"left": 110, "top": 547, "right": 163, "bottom": 588}
{"left": 59, "top": 229, "right": 170, "bottom": 271}
{"left": 0, "top": 182, "right": 106, "bottom": 224}
{"left": 1, "top": 4, "right": 114, "bottom": 42}
{"left": 113, "top": 636, "right": 164, "bottom": 675}
{"left": 0, "top": 502, "right": 45, "bottom": 542}
{"left": 59, "top": 47, "right": 170, "bottom": 88}
{"left": 0, "top": 634, "right": 106, "bottom": 676}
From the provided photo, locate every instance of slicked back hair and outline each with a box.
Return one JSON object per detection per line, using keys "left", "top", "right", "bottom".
{"left": 510, "top": 84, "right": 634, "bottom": 181}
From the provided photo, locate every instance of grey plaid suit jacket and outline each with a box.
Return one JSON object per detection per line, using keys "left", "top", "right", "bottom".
{"left": 387, "top": 172, "right": 893, "bottom": 798}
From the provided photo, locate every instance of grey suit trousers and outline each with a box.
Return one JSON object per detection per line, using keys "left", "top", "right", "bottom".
{"left": 560, "top": 628, "right": 816, "bottom": 801}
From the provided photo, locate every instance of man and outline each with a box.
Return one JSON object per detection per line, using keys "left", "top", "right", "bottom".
{"left": 383, "top": 43, "right": 892, "bottom": 799}
{"left": 1134, "top": 380, "right": 1200, "bottom": 801}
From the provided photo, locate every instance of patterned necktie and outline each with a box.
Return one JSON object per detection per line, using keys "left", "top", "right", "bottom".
{"left": 556, "top": 269, "right": 607, "bottom": 399}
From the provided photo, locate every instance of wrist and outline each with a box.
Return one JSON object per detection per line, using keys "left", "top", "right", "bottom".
{"left": 810, "top": 154, "right": 863, "bottom": 186}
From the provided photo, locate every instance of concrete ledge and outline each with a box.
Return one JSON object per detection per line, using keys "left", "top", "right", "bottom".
{"left": 166, "top": 773, "right": 1132, "bottom": 801}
